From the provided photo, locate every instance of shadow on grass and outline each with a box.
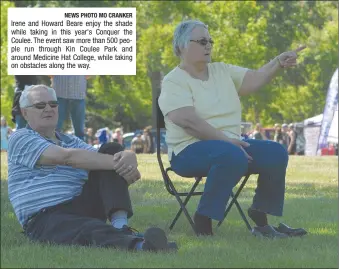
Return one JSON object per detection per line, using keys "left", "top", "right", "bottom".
{"left": 2, "top": 177, "right": 337, "bottom": 250}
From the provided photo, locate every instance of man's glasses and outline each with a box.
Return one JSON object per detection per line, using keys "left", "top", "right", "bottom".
{"left": 190, "top": 38, "right": 214, "bottom": 46}
{"left": 25, "top": 101, "right": 59, "bottom": 109}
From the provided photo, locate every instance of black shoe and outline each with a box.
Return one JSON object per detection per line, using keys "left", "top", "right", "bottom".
{"left": 251, "top": 225, "right": 288, "bottom": 239}
{"left": 193, "top": 212, "right": 213, "bottom": 236}
{"left": 142, "top": 227, "right": 170, "bottom": 252}
{"left": 119, "top": 225, "right": 144, "bottom": 238}
{"left": 273, "top": 223, "right": 307, "bottom": 237}
{"left": 121, "top": 226, "right": 177, "bottom": 251}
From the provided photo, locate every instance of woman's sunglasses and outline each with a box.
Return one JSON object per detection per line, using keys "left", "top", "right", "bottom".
{"left": 190, "top": 38, "right": 214, "bottom": 46}
{"left": 25, "top": 101, "right": 59, "bottom": 109}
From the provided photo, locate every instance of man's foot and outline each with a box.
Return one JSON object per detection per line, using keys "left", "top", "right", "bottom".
{"left": 119, "top": 225, "right": 177, "bottom": 251}
{"left": 142, "top": 227, "right": 175, "bottom": 252}
{"left": 193, "top": 212, "right": 213, "bottom": 236}
{"left": 273, "top": 223, "right": 307, "bottom": 237}
{"left": 119, "top": 225, "right": 144, "bottom": 238}
{"left": 251, "top": 225, "right": 288, "bottom": 239}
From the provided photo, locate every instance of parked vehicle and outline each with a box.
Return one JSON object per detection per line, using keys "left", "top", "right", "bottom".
{"left": 122, "top": 128, "right": 168, "bottom": 153}
{"left": 122, "top": 132, "right": 136, "bottom": 150}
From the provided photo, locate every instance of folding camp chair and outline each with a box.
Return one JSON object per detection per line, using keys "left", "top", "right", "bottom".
{"left": 156, "top": 98, "right": 252, "bottom": 235}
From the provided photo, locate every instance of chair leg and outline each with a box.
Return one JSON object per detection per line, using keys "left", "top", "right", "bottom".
{"left": 233, "top": 196, "right": 252, "bottom": 231}
{"left": 217, "top": 174, "right": 251, "bottom": 228}
{"left": 169, "top": 177, "right": 202, "bottom": 234}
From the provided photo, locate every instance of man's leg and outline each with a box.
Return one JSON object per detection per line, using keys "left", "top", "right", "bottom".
{"left": 84, "top": 142, "right": 176, "bottom": 250}
{"left": 86, "top": 142, "right": 133, "bottom": 222}
{"left": 56, "top": 97, "right": 69, "bottom": 132}
{"left": 70, "top": 99, "right": 85, "bottom": 140}
{"left": 170, "top": 140, "right": 249, "bottom": 235}
{"left": 57, "top": 143, "right": 133, "bottom": 228}
{"left": 24, "top": 207, "right": 140, "bottom": 250}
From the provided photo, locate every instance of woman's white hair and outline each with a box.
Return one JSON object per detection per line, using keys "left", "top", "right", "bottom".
{"left": 19, "top": 85, "right": 57, "bottom": 108}
{"left": 173, "top": 20, "right": 208, "bottom": 57}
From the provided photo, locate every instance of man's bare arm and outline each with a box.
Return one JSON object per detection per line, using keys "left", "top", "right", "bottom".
{"left": 37, "top": 144, "right": 118, "bottom": 170}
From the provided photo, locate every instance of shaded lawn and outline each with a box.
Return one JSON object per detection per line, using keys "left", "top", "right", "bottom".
{"left": 1, "top": 153, "right": 338, "bottom": 268}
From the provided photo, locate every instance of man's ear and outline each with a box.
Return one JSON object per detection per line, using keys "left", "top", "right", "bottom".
{"left": 20, "top": 108, "right": 28, "bottom": 120}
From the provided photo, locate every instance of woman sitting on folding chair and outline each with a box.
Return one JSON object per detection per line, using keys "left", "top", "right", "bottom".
{"left": 158, "top": 20, "right": 307, "bottom": 238}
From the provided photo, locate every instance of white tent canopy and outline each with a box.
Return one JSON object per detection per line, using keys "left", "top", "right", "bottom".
{"left": 303, "top": 106, "right": 338, "bottom": 155}
{"left": 304, "top": 116, "right": 322, "bottom": 156}
{"left": 304, "top": 114, "right": 323, "bottom": 126}
{"left": 304, "top": 69, "right": 338, "bottom": 155}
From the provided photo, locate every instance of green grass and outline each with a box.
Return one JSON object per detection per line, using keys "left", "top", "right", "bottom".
{"left": 1, "top": 152, "right": 338, "bottom": 268}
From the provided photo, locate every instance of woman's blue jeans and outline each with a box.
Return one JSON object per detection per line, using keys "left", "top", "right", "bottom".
{"left": 56, "top": 97, "right": 85, "bottom": 140}
{"left": 170, "top": 139, "right": 289, "bottom": 221}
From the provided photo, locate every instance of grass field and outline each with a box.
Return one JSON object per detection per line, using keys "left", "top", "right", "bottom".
{"left": 1, "top": 152, "right": 338, "bottom": 268}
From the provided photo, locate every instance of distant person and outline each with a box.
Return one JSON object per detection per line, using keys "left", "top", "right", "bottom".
{"left": 107, "top": 128, "right": 112, "bottom": 143}
{"left": 295, "top": 124, "right": 306, "bottom": 155}
{"left": 274, "top": 124, "right": 284, "bottom": 145}
{"left": 240, "top": 126, "right": 249, "bottom": 140}
{"left": 147, "top": 126, "right": 155, "bottom": 153}
{"left": 84, "top": 127, "right": 94, "bottom": 145}
{"left": 288, "top": 123, "right": 297, "bottom": 155}
{"left": 112, "top": 128, "right": 123, "bottom": 145}
{"left": 12, "top": 75, "right": 39, "bottom": 129}
{"left": 49, "top": 75, "right": 91, "bottom": 140}
{"left": 7, "top": 84, "right": 176, "bottom": 252}
{"left": 142, "top": 127, "right": 154, "bottom": 154}
{"left": 281, "top": 123, "right": 290, "bottom": 149}
{"left": 252, "top": 123, "right": 267, "bottom": 140}
{"left": 131, "top": 133, "right": 145, "bottom": 154}
{"left": 1, "top": 116, "right": 12, "bottom": 152}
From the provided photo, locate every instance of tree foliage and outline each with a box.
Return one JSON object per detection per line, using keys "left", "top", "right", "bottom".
{"left": 1, "top": 1, "right": 338, "bottom": 130}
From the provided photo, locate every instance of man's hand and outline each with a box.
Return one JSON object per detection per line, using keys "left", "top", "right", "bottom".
{"left": 112, "top": 151, "right": 140, "bottom": 183}
{"left": 227, "top": 138, "right": 253, "bottom": 162}
{"left": 277, "top": 45, "right": 306, "bottom": 68}
{"left": 124, "top": 168, "right": 141, "bottom": 186}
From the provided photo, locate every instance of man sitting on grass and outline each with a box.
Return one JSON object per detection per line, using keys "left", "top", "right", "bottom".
{"left": 7, "top": 84, "right": 177, "bottom": 252}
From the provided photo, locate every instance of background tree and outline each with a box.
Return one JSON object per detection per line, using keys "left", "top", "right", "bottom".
{"left": 1, "top": 0, "right": 338, "bottom": 132}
